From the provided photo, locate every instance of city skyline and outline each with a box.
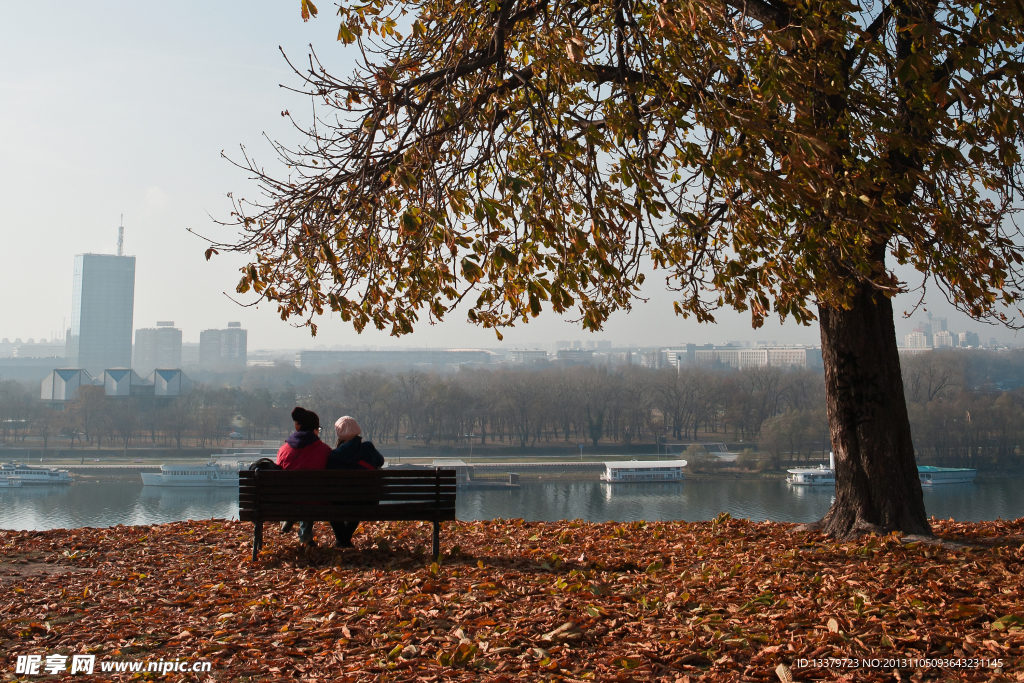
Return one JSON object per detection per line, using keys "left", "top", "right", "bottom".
{"left": 2, "top": 2, "right": 1021, "bottom": 352}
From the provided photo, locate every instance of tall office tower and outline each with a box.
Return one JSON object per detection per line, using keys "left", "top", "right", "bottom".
{"left": 199, "top": 322, "right": 247, "bottom": 370}
{"left": 133, "top": 321, "right": 183, "bottom": 375}
{"left": 65, "top": 253, "right": 136, "bottom": 375}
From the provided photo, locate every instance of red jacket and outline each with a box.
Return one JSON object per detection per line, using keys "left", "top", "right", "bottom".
{"left": 276, "top": 432, "right": 331, "bottom": 470}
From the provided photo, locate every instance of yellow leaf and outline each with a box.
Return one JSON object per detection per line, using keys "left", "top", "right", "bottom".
{"left": 300, "top": 0, "right": 318, "bottom": 21}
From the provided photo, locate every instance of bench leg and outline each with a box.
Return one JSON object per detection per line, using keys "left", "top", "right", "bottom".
{"left": 253, "top": 520, "right": 263, "bottom": 562}
{"left": 432, "top": 521, "right": 440, "bottom": 560}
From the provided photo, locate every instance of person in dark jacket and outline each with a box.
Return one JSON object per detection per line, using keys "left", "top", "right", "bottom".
{"left": 276, "top": 407, "right": 332, "bottom": 545}
{"left": 327, "top": 416, "right": 384, "bottom": 547}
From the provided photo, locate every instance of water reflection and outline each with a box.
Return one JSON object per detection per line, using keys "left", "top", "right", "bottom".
{"left": 0, "top": 478, "right": 1020, "bottom": 531}
{"left": 0, "top": 482, "right": 239, "bottom": 531}
{"left": 458, "top": 479, "right": 837, "bottom": 524}
{"left": 458, "top": 478, "right": 1024, "bottom": 524}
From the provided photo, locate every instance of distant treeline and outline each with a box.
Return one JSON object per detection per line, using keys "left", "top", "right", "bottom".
{"left": 1, "top": 350, "right": 1024, "bottom": 469}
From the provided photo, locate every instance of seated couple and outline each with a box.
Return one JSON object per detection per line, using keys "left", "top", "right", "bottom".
{"left": 276, "top": 406, "right": 385, "bottom": 548}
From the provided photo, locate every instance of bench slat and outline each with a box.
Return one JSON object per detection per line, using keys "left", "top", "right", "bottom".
{"left": 239, "top": 469, "right": 455, "bottom": 480}
{"left": 238, "top": 509, "right": 456, "bottom": 523}
{"left": 239, "top": 483, "right": 456, "bottom": 493}
{"left": 241, "top": 483, "right": 456, "bottom": 494}
{"left": 250, "top": 504, "right": 456, "bottom": 520}
{"left": 241, "top": 492, "right": 455, "bottom": 503}
{"left": 244, "top": 477, "right": 455, "bottom": 485}
{"left": 239, "top": 482, "right": 454, "bottom": 492}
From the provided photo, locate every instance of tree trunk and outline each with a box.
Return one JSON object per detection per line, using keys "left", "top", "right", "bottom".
{"left": 814, "top": 284, "right": 931, "bottom": 538}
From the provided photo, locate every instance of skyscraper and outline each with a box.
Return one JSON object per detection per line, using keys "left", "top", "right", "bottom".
{"left": 65, "top": 253, "right": 136, "bottom": 375}
{"left": 133, "top": 321, "right": 183, "bottom": 375}
{"left": 199, "top": 322, "right": 247, "bottom": 370}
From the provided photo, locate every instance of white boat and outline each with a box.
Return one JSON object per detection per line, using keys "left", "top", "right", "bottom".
{"left": 788, "top": 452, "right": 836, "bottom": 486}
{"left": 601, "top": 460, "right": 687, "bottom": 483}
{"left": 0, "top": 462, "right": 72, "bottom": 485}
{"left": 786, "top": 464, "right": 836, "bottom": 486}
{"left": 918, "top": 466, "right": 977, "bottom": 485}
{"left": 0, "top": 476, "right": 22, "bottom": 488}
{"left": 786, "top": 452, "right": 977, "bottom": 487}
{"left": 140, "top": 461, "right": 249, "bottom": 487}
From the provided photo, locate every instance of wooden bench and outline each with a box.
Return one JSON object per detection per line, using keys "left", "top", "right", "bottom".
{"left": 238, "top": 468, "right": 456, "bottom": 561}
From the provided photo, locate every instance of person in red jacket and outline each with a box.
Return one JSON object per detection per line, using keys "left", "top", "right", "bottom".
{"left": 277, "top": 407, "right": 332, "bottom": 545}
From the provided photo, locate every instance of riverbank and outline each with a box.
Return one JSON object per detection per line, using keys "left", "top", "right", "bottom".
{"left": 2, "top": 519, "right": 1021, "bottom": 682}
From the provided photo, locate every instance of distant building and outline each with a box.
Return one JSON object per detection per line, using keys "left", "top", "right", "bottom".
{"left": 509, "top": 349, "right": 549, "bottom": 363}
{"left": 904, "top": 331, "right": 929, "bottom": 349}
{"left": 41, "top": 369, "right": 96, "bottom": 406}
{"left": 181, "top": 342, "right": 201, "bottom": 366}
{"left": 200, "top": 322, "right": 247, "bottom": 370}
{"left": 664, "top": 344, "right": 818, "bottom": 371}
{"left": 0, "top": 357, "right": 69, "bottom": 383}
{"left": 41, "top": 368, "right": 191, "bottom": 407}
{"left": 65, "top": 253, "right": 136, "bottom": 375}
{"left": 556, "top": 348, "right": 594, "bottom": 364}
{"left": 103, "top": 369, "right": 152, "bottom": 398}
{"left": 297, "top": 348, "right": 492, "bottom": 371}
{"left": 151, "top": 368, "right": 193, "bottom": 397}
{"left": 959, "top": 331, "right": 980, "bottom": 347}
{"left": 663, "top": 348, "right": 690, "bottom": 369}
{"left": 133, "top": 322, "right": 182, "bottom": 375}
{"left": 12, "top": 339, "right": 65, "bottom": 358}
{"left": 933, "top": 330, "right": 955, "bottom": 348}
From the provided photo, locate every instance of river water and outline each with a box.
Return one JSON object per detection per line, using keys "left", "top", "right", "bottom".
{"left": 1, "top": 478, "right": 1021, "bottom": 531}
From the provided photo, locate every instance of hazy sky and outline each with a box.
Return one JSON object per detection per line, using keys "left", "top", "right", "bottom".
{"left": 0, "top": 2, "right": 1014, "bottom": 350}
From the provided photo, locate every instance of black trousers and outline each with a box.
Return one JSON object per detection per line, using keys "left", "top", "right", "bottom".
{"left": 330, "top": 520, "right": 360, "bottom": 546}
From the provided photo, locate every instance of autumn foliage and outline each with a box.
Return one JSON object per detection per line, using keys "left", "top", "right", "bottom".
{"left": 3, "top": 517, "right": 1023, "bottom": 681}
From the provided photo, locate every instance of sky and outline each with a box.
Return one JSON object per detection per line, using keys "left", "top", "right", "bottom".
{"left": 0, "top": 1, "right": 1016, "bottom": 350}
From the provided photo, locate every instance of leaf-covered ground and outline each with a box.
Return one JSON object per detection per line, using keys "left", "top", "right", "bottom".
{"left": 2, "top": 517, "right": 1023, "bottom": 682}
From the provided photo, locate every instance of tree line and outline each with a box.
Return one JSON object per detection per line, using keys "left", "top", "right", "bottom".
{"left": 1, "top": 350, "right": 1024, "bottom": 470}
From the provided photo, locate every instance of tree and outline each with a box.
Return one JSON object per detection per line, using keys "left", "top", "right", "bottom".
{"left": 213, "top": 0, "right": 1024, "bottom": 536}
{"left": 110, "top": 399, "right": 142, "bottom": 454}
{"left": 69, "top": 385, "right": 108, "bottom": 447}
{"left": 162, "top": 394, "right": 197, "bottom": 450}
{"left": 0, "top": 380, "right": 31, "bottom": 443}
{"left": 34, "top": 405, "right": 59, "bottom": 450}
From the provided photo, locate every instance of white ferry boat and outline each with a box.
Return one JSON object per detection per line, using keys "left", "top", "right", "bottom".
{"left": 0, "top": 462, "right": 72, "bottom": 485}
{"left": 786, "top": 453, "right": 977, "bottom": 487}
{"left": 786, "top": 464, "right": 836, "bottom": 486}
{"left": 0, "top": 476, "right": 23, "bottom": 488}
{"left": 787, "top": 452, "right": 836, "bottom": 486}
{"left": 918, "top": 466, "right": 977, "bottom": 485}
{"left": 601, "top": 460, "right": 687, "bottom": 483}
{"left": 140, "top": 461, "right": 248, "bottom": 487}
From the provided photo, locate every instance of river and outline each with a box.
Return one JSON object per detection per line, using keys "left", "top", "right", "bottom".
{"left": 1, "top": 478, "right": 1021, "bottom": 531}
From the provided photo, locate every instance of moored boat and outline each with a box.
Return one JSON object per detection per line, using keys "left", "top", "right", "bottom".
{"left": 0, "top": 462, "right": 72, "bottom": 485}
{"left": 787, "top": 452, "right": 836, "bottom": 486}
{"left": 786, "top": 452, "right": 977, "bottom": 487}
{"left": 140, "top": 461, "right": 248, "bottom": 487}
{"left": 786, "top": 464, "right": 836, "bottom": 486}
{"left": 918, "top": 465, "right": 977, "bottom": 486}
{"left": 601, "top": 460, "right": 687, "bottom": 483}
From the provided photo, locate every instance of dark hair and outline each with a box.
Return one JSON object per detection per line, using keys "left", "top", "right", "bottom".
{"left": 291, "top": 406, "right": 320, "bottom": 432}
